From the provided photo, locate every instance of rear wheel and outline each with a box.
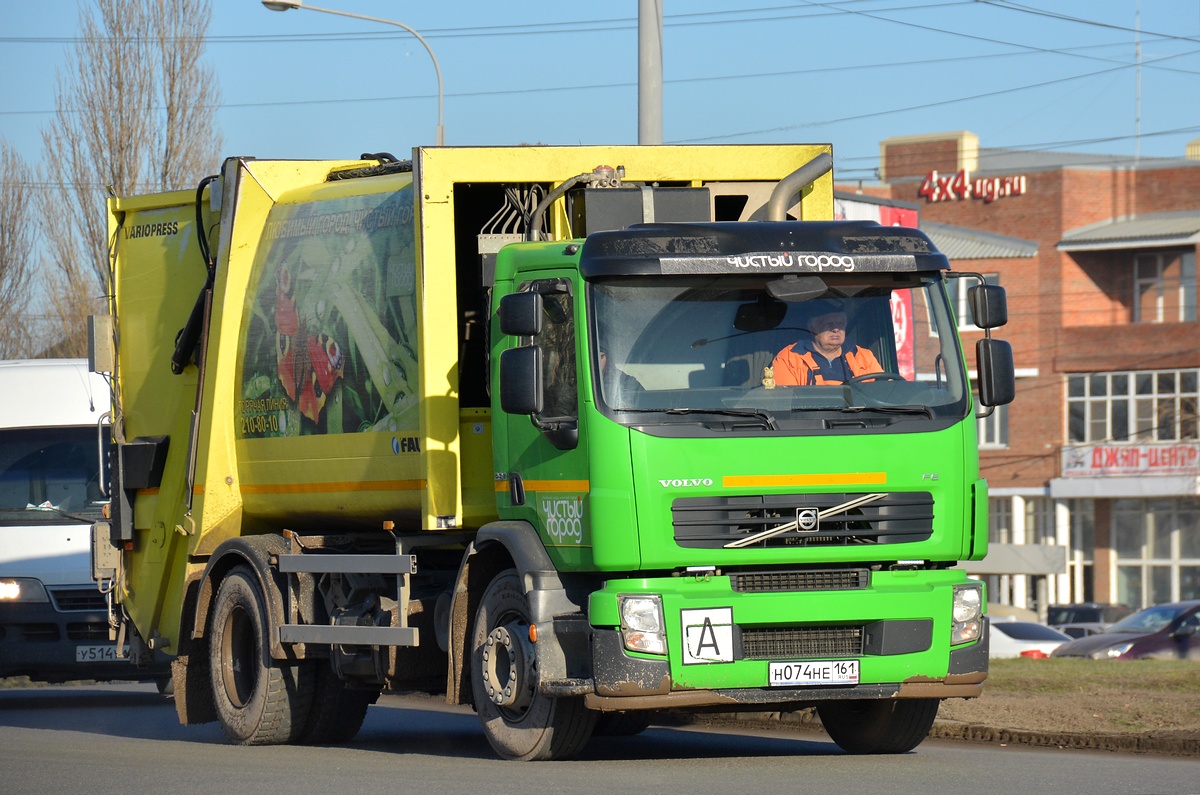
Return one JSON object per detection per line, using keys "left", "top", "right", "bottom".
{"left": 816, "top": 698, "right": 939, "bottom": 754}
{"left": 471, "top": 569, "right": 595, "bottom": 760}
{"left": 208, "top": 565, "right": 312, "bottom": 745}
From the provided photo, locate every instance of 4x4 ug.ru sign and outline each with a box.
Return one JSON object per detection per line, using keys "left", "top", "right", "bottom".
{"left": 918, "top": 169, "right": 1026, "bottom": 203}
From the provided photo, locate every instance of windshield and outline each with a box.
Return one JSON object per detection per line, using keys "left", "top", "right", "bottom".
{"left": 589, "top": 272, "right": 968, "bottom": 430}
{"left": 0, "top": 427, "right": 109, "bottom": 525}
{"left": 1106, "top": 604, "right": 1190, "bottom": 634}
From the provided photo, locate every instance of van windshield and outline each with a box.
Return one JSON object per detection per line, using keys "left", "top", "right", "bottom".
{"left": 589, "top": 272, "right": 969, "bottom": 430}
{"left": 0, "top": 428, "right": 108, "bottom": 525}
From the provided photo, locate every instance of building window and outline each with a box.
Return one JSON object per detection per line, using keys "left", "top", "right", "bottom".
{"left": 1134, "top": 250, "right": 1196, "bottom": 323}
{"left": 978, "top": 403, "right": 1008, "bottom": 448}
{"left": 1067, "top": 369, "right": 1199, "bottom": 444}
{"left": 1025, "top": 497, "right": 1056, "bottom": 544}
{"left": 1069, "top": 499, "right": 1095, "bottom": 603}
{"left": 1112, "top": 498, "right": 1200, "bottom": 607}
{"left": 988, "top": 497, "right": 1012, "bottom": 544}
{"left": 954, "top": 272, "right": 999, "bottom": 331}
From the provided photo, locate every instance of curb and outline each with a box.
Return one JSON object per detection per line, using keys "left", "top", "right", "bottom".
{"left": 684, "top": 710, "right": 1200, "bottom": 758}
{"left": 927, "top": 720, "right": 1200, "bottom": 757}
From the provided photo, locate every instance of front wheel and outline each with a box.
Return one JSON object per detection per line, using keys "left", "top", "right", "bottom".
{"left": 208, "top": 565, "right": 312, "bottom": 745}
{"left": 471, "top": 569, "right": 595, "bottom": 760}
{"left": 300, "top": 662, "right": 378, "bottom": 745}
{"left": 592, "top": 710, "right": 653, "bottom": 737}
{"left": 816, "top": 698, "right": 939, "bottom": 754}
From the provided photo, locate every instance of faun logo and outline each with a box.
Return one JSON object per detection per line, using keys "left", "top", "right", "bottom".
{"left": 658, "top": 478, "right": 714, "bottom": 488}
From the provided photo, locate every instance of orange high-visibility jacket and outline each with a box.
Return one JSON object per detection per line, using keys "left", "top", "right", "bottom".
{"left": 770, "top": 343, "right": 882, "bottom": 386}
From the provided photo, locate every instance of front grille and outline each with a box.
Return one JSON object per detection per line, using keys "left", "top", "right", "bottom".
{"left": 49, "top": 587, "right": 107, "bottom": 612}
{"left": 730, "top": 568, "right": 869, "bottom": 593}
{"left": 16, "top": 624, "right": 60, "bottom": 642}
{"left": 66, "top": 622, "right": 110, "bottom": 641}
{"left": 673, "top": 492, "right": 933, "bottom": 549}
{"left": 742, "top": 626, "right": 863, "bottom": 660}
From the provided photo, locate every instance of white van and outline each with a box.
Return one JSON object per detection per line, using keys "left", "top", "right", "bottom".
{"left": 0, "top": 359, "right": 132, "bottom": 681}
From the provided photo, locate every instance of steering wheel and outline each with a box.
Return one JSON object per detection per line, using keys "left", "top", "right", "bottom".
{"left": 848, "top": 371, "right": 906, "bottom": 383}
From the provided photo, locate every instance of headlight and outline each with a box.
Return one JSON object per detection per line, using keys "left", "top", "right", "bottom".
{"left": 0, "top": 578, "right": 49, "bottom": 602}
{"left": 619, "top": 595, "right": 666, "bottom": 655}
{"left": 951, "top": 582, "right": 984, "bottom": 644}
{"left": 1092, "top": 642, "right": 1134, "bottom": 660}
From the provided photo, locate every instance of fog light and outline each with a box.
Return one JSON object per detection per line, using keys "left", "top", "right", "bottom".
{"left": 619, "top": 595, "right": 666, "bottom": 655}
{"left": 951, "top": 582, "right": 983, "bottom": 644}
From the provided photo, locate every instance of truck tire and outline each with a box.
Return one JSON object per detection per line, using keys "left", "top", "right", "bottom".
{"left": 300, "top": 662, "right": 378, "bottom": 745}
{"left": 816, "top": 698, "right": 939, "bottom": 754}
{"left": 209, "top": 565, "right": 312, "bottom": 745}
{"left": 592, "top": 710, "right": 653, "bottom": 737}
{"left": 471, "top": 569, "right": 596, "bottom": 760}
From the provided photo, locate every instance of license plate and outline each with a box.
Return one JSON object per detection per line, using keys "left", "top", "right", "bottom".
{"left": 768, "top": 659, "right": 859, "bottom": 686}
{"left": 75, "top": 644, "right": 126, "bottom": 663}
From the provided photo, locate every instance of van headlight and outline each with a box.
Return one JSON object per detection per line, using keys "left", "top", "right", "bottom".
{"left": 619, "top": 595, "right": 666, "bottom": 655}
{"left": 0, "top": 578, "right": 49, "bottom": 602}
{"left": 951, "top": 583, "right": 983, "bottom": 644}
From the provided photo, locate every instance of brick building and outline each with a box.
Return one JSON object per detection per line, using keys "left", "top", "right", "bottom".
{"left": 838, "top": 130, "right": 1200, "bottom": 614}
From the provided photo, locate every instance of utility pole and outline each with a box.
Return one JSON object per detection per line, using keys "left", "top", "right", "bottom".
{"left": 638, "top": 0, "right": 663, "bottom": 145}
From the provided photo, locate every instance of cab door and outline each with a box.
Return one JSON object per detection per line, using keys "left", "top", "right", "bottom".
{"left": 496, "top": 275, "right": 592, "bottom": 569}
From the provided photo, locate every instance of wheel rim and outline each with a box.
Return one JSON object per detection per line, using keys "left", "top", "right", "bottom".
{"left": 480, "top": 619, "right": 534, "bottom": 714}
{"left": 220, "top": 603, "right": 257, "bottom": 708}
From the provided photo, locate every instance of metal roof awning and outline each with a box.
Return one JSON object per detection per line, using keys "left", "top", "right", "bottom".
{"left": 1058, "top": 211, "right": 1200, "bottom": 252}
{"left": 923, "top": 221, "right": 1038, "bottom": 260}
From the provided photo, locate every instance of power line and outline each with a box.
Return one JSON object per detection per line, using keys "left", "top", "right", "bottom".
{"left": 0, "top": 2, "right": 976, "bottom": 45}
{"left": 677, "top": 42, "right": 1200, "bottom": 145}
{"left": 791, "top": 0, "right": 1198, "bottom": 63}
{"left": 5, "top": 40, "right": 1195, "bottom": 127}
{"left": 979, "top": 0, "right": 1200, "bottom": 45}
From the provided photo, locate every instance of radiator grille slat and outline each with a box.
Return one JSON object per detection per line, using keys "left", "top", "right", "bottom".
{"left": 66, "top": 622, "right": 110, "bottom": 641}
{"left": 742, "top": 627, "right": 863, "bottom": 660}
{"left": 673, "top": 492, "right": 933, "bottom": 549}
{"left": 49, "top": 587, "right": 107, "bottom": 612}
{"left": 730, "top": 569, "right": 869, "bottom": 593}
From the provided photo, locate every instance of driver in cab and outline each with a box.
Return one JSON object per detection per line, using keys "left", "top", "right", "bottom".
{"left": 771, "top": 300, "right": 883, "bottom": 386}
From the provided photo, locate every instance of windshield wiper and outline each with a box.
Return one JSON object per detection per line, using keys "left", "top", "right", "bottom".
{"left": 845, "top": 404, "right": 936, "bottom": 419}
{"left": 651, "top": 407, "right": 779, "bottom": 430}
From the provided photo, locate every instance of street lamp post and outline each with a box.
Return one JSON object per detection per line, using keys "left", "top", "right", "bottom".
{"left": 262, "top": 0, "right": 445, "bottom": 146}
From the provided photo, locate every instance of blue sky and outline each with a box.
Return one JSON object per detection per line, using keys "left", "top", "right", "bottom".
{"left": 2, "top": 1, "right": 1199, "bottom": 183}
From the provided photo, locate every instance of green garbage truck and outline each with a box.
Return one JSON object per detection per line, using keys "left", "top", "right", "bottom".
{"left": 91, "top": 144, "right": 1013, "bottom": 759}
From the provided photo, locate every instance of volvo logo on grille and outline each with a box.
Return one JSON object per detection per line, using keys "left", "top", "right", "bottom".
{"left": 796, "top": 508, "right": 820, "bottom": 532}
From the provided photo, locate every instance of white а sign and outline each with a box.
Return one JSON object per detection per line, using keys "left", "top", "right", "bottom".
{"left": 681, "top": 607, "right": 734, "bottom": 665}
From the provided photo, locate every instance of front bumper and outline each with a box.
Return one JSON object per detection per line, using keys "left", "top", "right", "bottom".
{"left": 0, "top": 587, "right": 163, "bottom": 682}
{"left": 579, "top": 569, "right": 988, "bottom": 711}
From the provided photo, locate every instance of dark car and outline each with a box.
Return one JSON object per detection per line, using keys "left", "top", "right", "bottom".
{"left": 1050, "top": 600, "right": 1200, "bottom": 660}
{"left": 1047, "top": 602, "right": 1135, "bottom": 638}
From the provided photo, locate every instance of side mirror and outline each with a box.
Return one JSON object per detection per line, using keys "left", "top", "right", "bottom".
{"left": 499, "top": 292, "right": 542, "bottom": 337}
{"left": 969, "top": 284, "right": 1008, "bottom": 330}
{"left": 1169, "top": 624, "right": 1197, "bottom": 640}
{"left": 976, "top": 338, "right": 1015, "bottom": 407}
{"left": 499, "top": 346, "right": 542, "bottom": 415}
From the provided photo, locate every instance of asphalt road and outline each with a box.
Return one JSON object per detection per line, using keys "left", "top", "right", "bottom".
{"left": 2, "top": 683, "right": 1198, "bottom": 795}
